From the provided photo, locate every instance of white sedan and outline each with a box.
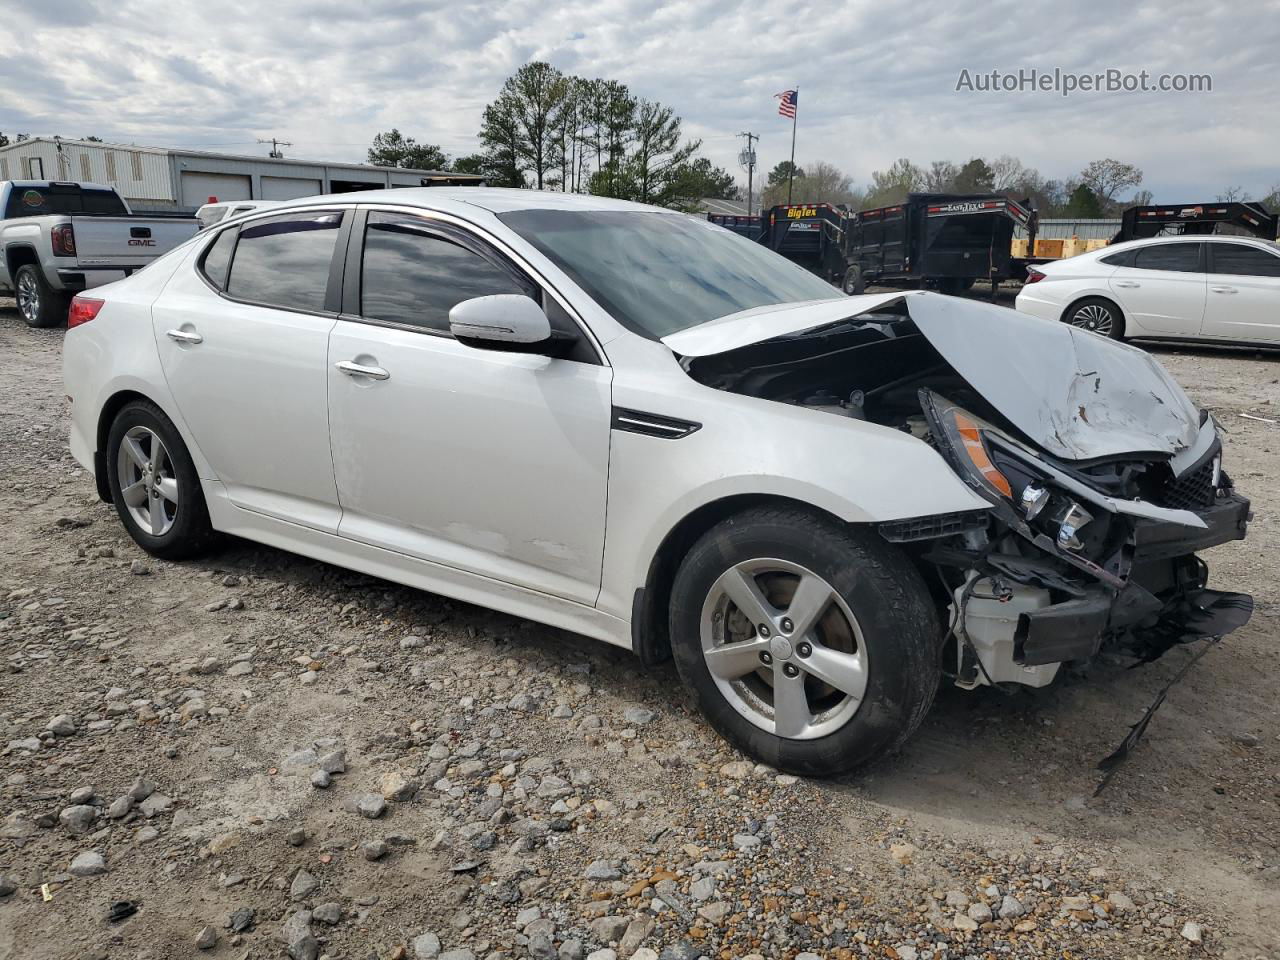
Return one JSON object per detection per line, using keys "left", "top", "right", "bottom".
{"left": 1016, "top": 234, "right": 1280, "bottom": 343}
{"left": 62, "top": 189, "right": 1252, "bottom": 777}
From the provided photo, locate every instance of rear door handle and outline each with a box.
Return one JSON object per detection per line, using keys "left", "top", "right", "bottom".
{"left": 165, "top": 329, "right": 203, "bottom": 344}
{"left": 1113, "top": 280, "right": 1140, "bottom": 288}
{"left": 1210, "top": 286, "right": 1238, "bottom": 294}
{"left": 335, "top": 360, "right": 390, "bottom": 381}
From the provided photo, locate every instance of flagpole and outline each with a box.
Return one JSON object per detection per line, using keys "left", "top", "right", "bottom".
{"left": 787, "top": 85, "right": 798, "bottom": 205}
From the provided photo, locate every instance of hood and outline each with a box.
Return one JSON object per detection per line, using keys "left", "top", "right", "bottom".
{"left": 664, "top": 291, "right": 1202, "bottom": 462}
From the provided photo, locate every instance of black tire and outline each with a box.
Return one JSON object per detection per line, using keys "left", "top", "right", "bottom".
{"left": 105, "top": 400, "right": 217, "bottom": 560}
{"left": 935, "top": 277, "right": 965, "bottom": 296}
{"left": 669, "top": 506, "right": 941, "bottom": 777}
{"left": 15, "top": 264, "right": 69, "bottom": 328}
{"left": 1063, "top": 296, "right": 1126, "bottom": 340}
{"left": 842, "top": 264, "right": 865, "bottom": 296}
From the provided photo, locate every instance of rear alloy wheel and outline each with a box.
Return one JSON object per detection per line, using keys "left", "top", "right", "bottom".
{"left": 15, "top": 264, "right": 69, "bottom": 328}
{"left": 669, "top": 506, "right": 941, "bottom": 777}
{"left": 106, "top": 400, "right": 217, "bottom": 560}
{"left": 1065, "top": 297, "right": 1125, "bottom": 340}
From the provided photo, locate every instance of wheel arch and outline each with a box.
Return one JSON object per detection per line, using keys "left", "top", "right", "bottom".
{"left": 5, "top": 243, "right": 39, "bottom": 280}
{"left": 631, "top": 493, "right": 860, "bottom": 666}
{"left": 93, "top": 388, "right": 202, "bottom": 502}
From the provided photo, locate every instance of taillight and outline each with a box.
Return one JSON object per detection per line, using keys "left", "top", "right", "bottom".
{"left": 51, "top": 223, "right": 77, "bottom": 257}
{"left": 1024, "top": 267, "right": 1046, "bottom": 284}
{"left": 67, "top": 296, "right": 104, "bottom": 328}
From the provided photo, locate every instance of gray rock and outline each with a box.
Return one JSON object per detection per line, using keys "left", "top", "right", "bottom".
{"left": 944, "top": 890, "right": 970, "bottom": 908}
{"left": 130, "top": 559, "right": 151, "bottom": 575}
{"left": 59, "top": 804, "right": 97, "bottom": 835}
{"left": 529, "top": 933, "right": 557, "bottom": 960}
{"left": 515, "top": 906, "right": 542, "bottom": 929}
{"left": 69, "top": 850, "right": 107, "bottom": 877}
{"left": 583, "top": 859, "right": 622, "bottom": 881}
{"left": 558, "top": 938, "right": 584, "bottom": 960}
{"left": 618, "top": 916, "right": 655, "bottom": 955}
{"left": 286, "top": 826, "right": 307, "bottom": 847}
{"left": 967, "top": 901, "right": 993, "bottom": 923}
{"left": 356, "top": 793, "right": 387, "bottom": 819}
{"left": 0, "top": 875, "right": 18, "bottom": 897}
{"left": 319, "top": 749, "right": 346, "bottom": 773}
{"left": 280, "top": 909, "right": 313, "bottom": 943}
{"left": 312, "top": 901, "right": 343, "bottom": 925}
{"left": 228, "top": 907, "right": 255, "bottom": 932}
{"left": 68, "top": 785, "right": 95, "bottom": 805}
{"left": 310, "top": 770, "right": 332, "bottom": 789}
{"left": 623, "top": 706, "right": 655, "bottom": 726}
{"left": 1232, "top": 731, "right": 1260, "bottom": 746}
{"left": 139, "top": 793, "right": 174, "bottom": 817}
{"left": 657, "top": 945, "right": 699, "bottom": 960}
{"left": 1107, "top": 890, "right": 1135, "bottom": 912}
{"left": 195, "top": 925, "right": 218, "bottom": 949}
{"left": 6, "top": 738, "right": 41, "bottom": 752}
{"left": 226, "top": 661, "right": 253, "bottom": 676}
{"left": 732, "top": 833, "right": 761, "bottom": 850}
{"left": 287, "top": 934, "right": 319, "bottom": 960}
{"left": 438, "top": 951, "right": 475, "bottom": 960}
{"left": 362, "top": 838, "right": 389, "bottom": 861}
{"left": 588, "top": 916, "right": 629, "bottom": 942}
{"left": 47, "top": 715, "right": 76, "bottom": 737}
{"left": 587, "top": 951, "right": 617, "bottom": 960}
{"left": 290, "top": 869, "right": 320, "bottom": 901}
{"left": 106, "top": 795, "right": 133, "bottom": 819}
{"left": 999, "top": 894, "right": 1024, "bottom": 918}
{"left": 127, "top": 777, "right": 155, "bottom": 802}
{"left": 689, "top": 876, "right": 715, "bottom": 901}
{"left": 413, "top": 931, "right": 442, "bottom": 958}
{"left": 1181, "top": 921, "right": 1203, "bottom": 944}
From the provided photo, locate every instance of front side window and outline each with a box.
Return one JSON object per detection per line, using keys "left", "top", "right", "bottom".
{"left": 360, "top": 212, "right": 529, "bottom": 332}
{"left": 1133, "top": 242, "right": 1202, "bottom": 273}
{"left": 1211, "top": 243, "right": 1280, "bottom": 278}
{"left": 499, "top": 209, "right": 839, "bottom": 339}
{"left": 226, "top": 212, "right": 342, "bottom": 312}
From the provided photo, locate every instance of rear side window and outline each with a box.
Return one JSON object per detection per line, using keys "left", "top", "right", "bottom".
{"left": 1133, "top": 242, "right": 1202, "bottom": 273}
{"left": 199, "top": 228, "right": 238, "bottom": 290}
{"left": 1100, "top": 249, "right": 1135, "bottom": 267}
{"left": 4, "top": 185, "right": 128, "bottom": 218}
{"left": 360, "top": 212, "right": 529, "bottom": 332}
{"left": 1211, "top": 243, "right": 1280, "bottom": 277}
{"left": 226, "top": 212, "right": 343, "bottom": 312}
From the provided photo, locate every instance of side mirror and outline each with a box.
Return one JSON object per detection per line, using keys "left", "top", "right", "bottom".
{"left": 449, "top": 294, "right": 552, "bottom": 350}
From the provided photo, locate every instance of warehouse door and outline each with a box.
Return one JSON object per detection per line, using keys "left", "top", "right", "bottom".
{"left": 261, "top": 176, "right": 323, "bottom": 200}
{"left": 181, "top": 172, "right": 251, "bottom": 206}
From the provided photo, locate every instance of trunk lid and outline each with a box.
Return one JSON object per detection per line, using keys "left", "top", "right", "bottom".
{"left": 663, "top": 291, "right": 1202, "bottom": 462}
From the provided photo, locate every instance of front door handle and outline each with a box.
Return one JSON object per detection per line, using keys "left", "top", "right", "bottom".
{"left": 335, "top": 360, "right": 390, "bottom": 381}
{"left": 165, "top": 328, "right": 203, "bottom": 344}
{"left": 1113, "top": 280, "right": 1140, "bottom": 288}
{"left": 1210, "top": 286, "right": 1238, "bottom": 294}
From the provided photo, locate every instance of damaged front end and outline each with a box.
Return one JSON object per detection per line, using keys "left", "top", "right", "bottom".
{"left": 673, "top": 292, "right": 1253, "bottom": 688}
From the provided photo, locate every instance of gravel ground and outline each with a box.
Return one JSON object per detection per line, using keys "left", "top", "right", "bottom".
{"left": 0, "top": 297, "right": 1277, "bottom": 960}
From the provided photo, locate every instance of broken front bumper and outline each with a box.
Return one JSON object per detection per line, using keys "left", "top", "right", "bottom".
{"left": 1012, "top": 492, "right": 1252, "bottom": 665}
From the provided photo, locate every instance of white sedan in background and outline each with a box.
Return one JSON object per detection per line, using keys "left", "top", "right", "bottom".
{"left": 1016, "top": 235, "right": 1280, "bottom": 344}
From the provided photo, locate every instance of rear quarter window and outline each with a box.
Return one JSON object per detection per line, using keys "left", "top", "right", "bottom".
{"left": 199, "top": 228, "right": 238, "bottom": 290}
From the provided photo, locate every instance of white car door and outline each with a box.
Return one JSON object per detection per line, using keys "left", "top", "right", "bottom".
{"left": 1202, "top": 241, "right": 1280, "bottom": 343}
{"left": 1107, "top": 241, "right": 1207, "bottom": 336}
{"left": 152, "top": 210, "right": 346, "bottom": 532}
{"left": 326, "top": 210, "right": 612, "bottom": 605}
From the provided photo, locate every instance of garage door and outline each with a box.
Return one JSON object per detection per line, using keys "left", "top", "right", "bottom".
{"left": 181, "top": 172, "right": 251, "bottom": 207}
{"left": 261, "top": 176, "right": 323, "bottom": 200}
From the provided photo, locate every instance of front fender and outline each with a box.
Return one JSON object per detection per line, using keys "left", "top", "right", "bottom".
{"left": 596, "top": 385, "right": 987, "bottom": 621}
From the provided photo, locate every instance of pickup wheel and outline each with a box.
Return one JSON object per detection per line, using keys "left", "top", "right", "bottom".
{"left": 15, "top": 264, "right": 70, "bottom": 328}
{"left": 669, "top": 506, "right": 941, "bottom": 777}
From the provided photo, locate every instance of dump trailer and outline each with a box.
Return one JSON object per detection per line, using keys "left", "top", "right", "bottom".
{"left": 840, "top": 193, "right": 1036, "bottom": 296}
{"left": 1115, "top": 202, "right": 1279, "bottom": 243}
{"left": 706, "top": 213, "right": 763, "bottom": 241}
{"left": 757, "top": 202, "right": 849, "bottom": 281}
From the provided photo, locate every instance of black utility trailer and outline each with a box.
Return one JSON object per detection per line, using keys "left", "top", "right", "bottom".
{"left": 1115, "top": 202, "right": 1279, "bottom": 243}
{"left": 840, "top": 193, "right": 1036, "bottom": 296}
{"left": 755, "top": 203, "right": 850, "bottom": 281}
{"left": 706, "top": 213, "right": 763, "bottom": 241}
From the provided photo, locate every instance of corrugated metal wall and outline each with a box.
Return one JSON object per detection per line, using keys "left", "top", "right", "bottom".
{"left": 1015, "top": 218, "right": 1121, "bottom": 240}
{"left": 0, "top": 140, "right": 174, "bottom": 204}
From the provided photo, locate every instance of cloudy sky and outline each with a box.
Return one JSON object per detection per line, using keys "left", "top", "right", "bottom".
{"left": 4, "top": 0, "right": 1280, "bottom": 201}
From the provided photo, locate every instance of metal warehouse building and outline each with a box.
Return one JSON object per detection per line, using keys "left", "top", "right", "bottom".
{"left": 0, "top": 137, "right": 481, "bottom": 213}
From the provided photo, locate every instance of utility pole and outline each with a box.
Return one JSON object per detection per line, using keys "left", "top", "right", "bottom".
{"left": 737, "top": 131, "right": 759, "bottom": 216}
{"left": 257, "top": 137, "right": 293, "bottom": 159}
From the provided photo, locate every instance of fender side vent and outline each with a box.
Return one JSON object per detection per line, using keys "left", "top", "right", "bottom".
{"left": 879, "top": 510, "right": 990, "bottom": 542}
{"left": 611, "top": 407, "right": 701, "bottom": 440}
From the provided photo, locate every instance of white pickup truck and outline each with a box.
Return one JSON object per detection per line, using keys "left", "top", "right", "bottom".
{"left": 0, "top": 181, "right": 199, "bottom": 327}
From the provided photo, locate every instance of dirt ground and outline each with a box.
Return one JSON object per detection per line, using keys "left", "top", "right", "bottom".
{"left": 0, "top": 296, "right": 1276, "bottom": 960}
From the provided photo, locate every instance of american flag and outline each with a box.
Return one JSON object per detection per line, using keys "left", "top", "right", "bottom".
{"left": 775, "top": 89, "right": 798, "bottom": 119}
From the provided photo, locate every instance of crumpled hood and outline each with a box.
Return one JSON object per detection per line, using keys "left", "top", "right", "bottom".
{"left": 663, "top": 291, "right": 1203, "bottom": 461}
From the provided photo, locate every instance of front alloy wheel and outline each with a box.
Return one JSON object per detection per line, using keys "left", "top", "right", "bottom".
{"left": 15, "top": 269, "right": 40, "bottom": 325}
{"left": 700, "top": 558, "right": 868, "bottom": 740}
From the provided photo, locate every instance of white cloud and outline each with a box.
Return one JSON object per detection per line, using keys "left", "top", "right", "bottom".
{"left": 2, "top": 0, "right": 1278, "bottom": 200}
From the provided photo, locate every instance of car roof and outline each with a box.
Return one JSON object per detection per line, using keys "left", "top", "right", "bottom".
{"left": 266, "top": 186, "right": 679, "bottom": 217}
{"left": 1103, "top": 233, "right": 1279, "bottom": 254}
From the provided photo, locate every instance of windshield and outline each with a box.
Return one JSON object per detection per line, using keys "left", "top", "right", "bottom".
{"left": 499, "top": 209, "right": 839, "bottom": 338}
{"left": 5, "top": 185, "right": 128, "bottom": 219}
